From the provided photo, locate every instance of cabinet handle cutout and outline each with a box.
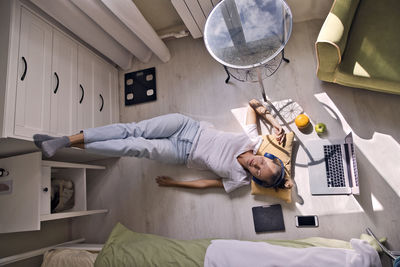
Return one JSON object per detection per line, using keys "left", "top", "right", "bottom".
{"left": 21, "top": 57, "right": 27, "bottom": 81}
{"left": 99, "top": 94, "right": 104, "bottom": 112}
{"left": 54, "top": 72, "right": 59, "bottom": 94}
{"left": 0, "top": 168, "right": 9, "bottom": 177}
{"left": 79, "top": 84, "right": 84, "bottom": 104}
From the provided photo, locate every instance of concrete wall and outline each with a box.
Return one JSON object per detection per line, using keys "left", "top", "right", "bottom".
{"left": 133, "top": 0, "right": 184, "bottom": 33}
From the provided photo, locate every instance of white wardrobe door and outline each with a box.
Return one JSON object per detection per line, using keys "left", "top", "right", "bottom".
{"left": 77, "top": 46, "right": 94, "bottom": 131}
{"left": 93, "top": 59, "right": 112, "bottom": 127}
{"left": 14, "top": 7, "right": 52, "bottom": 138}
{"left": 50, "top": 29, "right": 78, "bottom": 136}
{"left": 0, "top": 152, "right": 42, "bottom": 233}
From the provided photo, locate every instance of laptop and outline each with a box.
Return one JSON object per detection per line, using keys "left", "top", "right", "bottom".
{"left": 305, "top": 132, "right": 359, "bottom": 195}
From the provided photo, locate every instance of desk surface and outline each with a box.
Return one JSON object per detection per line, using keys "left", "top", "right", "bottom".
{"left": 204, "top": 0, "right": 292, "bottom": 69}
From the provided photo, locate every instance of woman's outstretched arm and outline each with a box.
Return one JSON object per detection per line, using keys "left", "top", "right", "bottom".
{"left": 156, "top": 176, "right": 223, "bottom": 189}
{"left": 246, "top": 104, "right": 258, "bottom": 125}
{"left": 249, "top": 99, "right": 285, "bottom": 144}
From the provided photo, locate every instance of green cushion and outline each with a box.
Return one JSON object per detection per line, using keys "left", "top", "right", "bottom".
{"left": 316, "top": 0, "right": 400, "bottom": 94}
{"left": 336, "top": 0, "right": 400, "bottom": 93}
{"left": 319, "top": 0, "right": 360, "bottom": 54}
{"left": 95, "top": 223, "right": 352, "bottom": 267}
{"left": 316, "top": 0, "right": 360, "bottom": 79}
{"left": 94, "top": 223, "right": 211, "bottom": 267}
{"left": 251, "top": 133, "right": 295, "bottom": 203}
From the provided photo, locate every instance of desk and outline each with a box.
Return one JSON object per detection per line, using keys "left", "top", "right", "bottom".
{"left": 204, "top": 0, "right": 292, "bottom": 101}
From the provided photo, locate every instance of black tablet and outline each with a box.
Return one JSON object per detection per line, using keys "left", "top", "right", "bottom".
{"left": 252, "top": 204, "right": 285, "bottom": 233}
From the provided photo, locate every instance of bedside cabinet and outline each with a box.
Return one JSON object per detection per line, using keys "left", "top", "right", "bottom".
{"left": 0, "top": 152, "right": 107, "bottom": 233}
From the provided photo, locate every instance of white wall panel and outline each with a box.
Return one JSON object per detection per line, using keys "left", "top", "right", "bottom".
{"left": 211, "top": 0, "right": 221, "bottom": 7}
{"left": 184, "top": 0, "right": 206, "bottom": 33}
{"left": 171, "top": 0, "right": 202, "bottom": 38}
{"left": 199, "top": 0, "right": 214, "bottom": 17}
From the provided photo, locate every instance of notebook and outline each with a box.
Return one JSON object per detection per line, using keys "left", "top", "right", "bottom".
{"left": 252, "top": 204, "right": 285, "bottom": 233}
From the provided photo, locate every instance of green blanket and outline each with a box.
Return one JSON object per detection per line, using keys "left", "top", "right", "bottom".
{"left": 95, "top": 223, "right": 351, "bottom": 267}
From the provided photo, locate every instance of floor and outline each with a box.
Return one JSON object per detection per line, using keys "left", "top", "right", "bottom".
{"left": 71, "top": 19, "right": 400, "bottom": 258}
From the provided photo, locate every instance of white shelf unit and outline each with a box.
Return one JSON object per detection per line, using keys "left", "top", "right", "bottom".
{"left": 0, "top": 152, "right": 108, "bottom": 233}
{"left": 40, "top": 160, "right": 107, "bottom": 222}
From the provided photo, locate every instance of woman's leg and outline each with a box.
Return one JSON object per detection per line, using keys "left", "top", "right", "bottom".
{"left": 71, "top": 142, "right": 84, "bottom": 149}
{"left": 38, "top": 113, "right": 197, "bottom": 158}
{"left": 83, "top": 113, "right": 194, "bottom": 143}
{"left": 69, "top": 133, "right": 84, "bottom": 145}
{"left": 85, "top": 136, "right": 184, "bottom": 164}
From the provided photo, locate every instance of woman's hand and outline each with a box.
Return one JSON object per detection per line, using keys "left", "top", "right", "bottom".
{"left": 249, "top": 99, "right": 268, "bottom": 116}
{"left": 273, "top": 125, "right": 286, "bottom": 145}
{"left": 249, "top": 99, "right": 286, "bottom": 145}
{"left": 156, "top": 176, "right": 176, "bottom": 187}
{"left": 284, "top": 179, "right": 294, "bottom": 189}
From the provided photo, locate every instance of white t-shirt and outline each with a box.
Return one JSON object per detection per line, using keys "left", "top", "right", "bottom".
{"left": 187, "top": 122, "right": 262, "bottom": 193}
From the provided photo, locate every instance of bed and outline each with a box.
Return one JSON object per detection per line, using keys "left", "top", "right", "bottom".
{"left": 43, "top": 223, "right": 383, "bottom": 267}
{"left": 0, "top": 223, "right": 390, "bottom": 267}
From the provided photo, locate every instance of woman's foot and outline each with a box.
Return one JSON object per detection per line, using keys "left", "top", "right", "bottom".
{"left": 33, "top": 134, "right": 56, "bottom": 149}
{"left": 41, "top": 136, "right": 71, "bottom": 158}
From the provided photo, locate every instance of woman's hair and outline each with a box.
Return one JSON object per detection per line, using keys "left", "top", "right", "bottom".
{"left": 270, "top": 158, "right": 286, "bottom": 189}
{"left": 252, "top": 153, "right": 292, "bottom": 190}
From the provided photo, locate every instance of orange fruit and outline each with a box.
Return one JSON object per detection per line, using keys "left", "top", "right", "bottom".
{"left": 295, "top": 114, "right": 310, "bottom": 129}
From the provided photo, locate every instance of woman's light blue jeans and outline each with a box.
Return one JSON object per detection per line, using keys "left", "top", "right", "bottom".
{"left": 83, "top": 113, "right": 199, "bottom": 165}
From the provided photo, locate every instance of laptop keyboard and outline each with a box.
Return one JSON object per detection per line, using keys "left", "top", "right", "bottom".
{"left": 324, "top": 145, "right": 345, "bottom": 187}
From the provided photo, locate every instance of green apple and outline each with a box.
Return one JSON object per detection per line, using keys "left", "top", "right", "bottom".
{"left": 315, "top": 123, "right": 326, "bottom": 133}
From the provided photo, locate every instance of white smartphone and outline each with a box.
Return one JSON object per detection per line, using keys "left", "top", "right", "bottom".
{"left": 295, "top": 215, "right": 319, "bottom": 227}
